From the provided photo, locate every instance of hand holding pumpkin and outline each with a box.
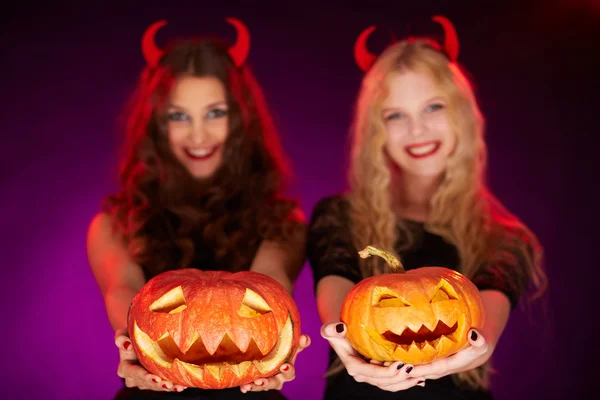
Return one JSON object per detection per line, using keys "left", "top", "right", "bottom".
{"left": 408, "top": 327, "right": 490, "bottom": 383}
{"left": 325, "top": 245, "right": 487, "bottom": 391}
{"left": 114, "top": 328, "right": 187, "bottom": 392}
{"left": 321, "top": 322, "right": 423, "bottom": 391}
{"left": 240, "top": 333, "right": 311, "bottom": 393}
{"left": 127, "top": 270, "right": 302, "bottom": 391}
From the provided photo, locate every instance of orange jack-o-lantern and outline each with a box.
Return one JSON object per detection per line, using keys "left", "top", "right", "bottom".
{"left": 128, "top": 269, "right": 301, "bottom": 389}
{"left": 341, "top": 246, "right": 485, "bottom": 365}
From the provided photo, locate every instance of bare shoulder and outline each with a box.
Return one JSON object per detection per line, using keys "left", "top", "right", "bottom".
{"left": 87, "top": 212, "right": 122, "bottom": 253}
{"left": 86, "top": 211, "right": 146, "bottom": 293}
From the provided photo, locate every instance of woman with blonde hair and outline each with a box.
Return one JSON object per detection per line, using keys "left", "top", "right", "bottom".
{"left": 308, "top": 16, "right": 547, "bottom": 399}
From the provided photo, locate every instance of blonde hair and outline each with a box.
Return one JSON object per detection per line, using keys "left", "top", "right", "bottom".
{"left": 339, "top": 39, "right": 547, "bottom": 390}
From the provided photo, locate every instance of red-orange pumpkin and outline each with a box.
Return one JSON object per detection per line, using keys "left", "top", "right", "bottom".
{"left": 341, "top": 246, "right": 485, "bottom": 365}
{"left": 128, "top": 269, "right": 301, "bottom": 389}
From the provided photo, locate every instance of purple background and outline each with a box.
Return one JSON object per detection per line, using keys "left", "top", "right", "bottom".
{"left": 2, "top": 0, "right": 597, "bottom": 398}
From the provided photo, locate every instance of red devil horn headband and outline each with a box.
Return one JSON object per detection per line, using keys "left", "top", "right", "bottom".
{"left": 141, "top": 17, "right": 251, "bottom": 68}
{"left": 353, "top": 15, "right": 460, "bottom": 72}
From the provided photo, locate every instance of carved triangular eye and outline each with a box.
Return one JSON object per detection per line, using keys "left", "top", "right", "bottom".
{"left": 238, "top": 289, "right": 273, "bottom": 318}
{"left": 372, "top": 286, "right": 411, "bottom": 307}
{"left": 430, "top": 279, "right": 459, "bottom": 303}
{"left": 150, "top": 286, "right": 187, "bottom": 314}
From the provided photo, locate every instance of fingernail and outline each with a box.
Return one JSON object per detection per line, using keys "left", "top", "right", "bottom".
{"left": 258, "top": 381, "right": 264, "bottom": 386}
{"left": 335, "top": 323, "right": 344, "bottom": 333}
{"left": 406, "top": 366, "right": 413, "bottom": 373}
{"left": 418, "top": 380, "right": 425, "bottom": 386}
{"left": 471, "top": 331, "right": 478, "bottom": 341}
{"left": 396, "top": 363, "right": 405, "bottom": 370}
{"left": 162, "top": 384, "right": 168, "bottom": 389}
{"left": 123, "top": 341, "right": 131, "bottom": 350}
{"left": 282, "top": 365, "right": 290, "bottom": 371}
{"left": 152, "top": 378, "right": 158, "bottom": 383}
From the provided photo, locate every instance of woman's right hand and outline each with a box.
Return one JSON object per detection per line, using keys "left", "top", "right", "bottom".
{"left": 114, "top": 328, "right": 187, "bottom": 392}
{"left": 320, "top": 322, "right": 425, "bottom": 391}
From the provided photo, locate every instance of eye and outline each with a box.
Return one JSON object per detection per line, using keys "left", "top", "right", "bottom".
{"left": 430, "top": 279, "right": 459, "bottom": 303}
{"left": 167, "top": 111, "right": 189, "bottom": 122}
{"left": 372, "top": 286, "right": 411, "bottom": 307}
{"left": 237, "top": 289, "right": 273, "bottom": 318}
{"left": 150, "top": 286, "right": 187, "bottom": 314}
{"left": 425, "top": 103, "right": 444, "bottom": 113}
{"left": 384, "top": 112, "right": 405, "bottom": 121}
{"left": 207, "top": 108, "right": 228, "bottom": 120}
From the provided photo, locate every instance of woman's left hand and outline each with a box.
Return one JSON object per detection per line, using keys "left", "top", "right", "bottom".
{"left": 408, "top": 328, "right": 491, "bottom": 385}
{"left": 240, "top": 334, "right": 311, "bottom": 393}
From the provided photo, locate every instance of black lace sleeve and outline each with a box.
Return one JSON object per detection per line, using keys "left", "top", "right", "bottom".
{"left": 471, "top": 233, "right": 534, "bottom": 310}
{"left": 306, "top": 195, "right": 363, "bottom": 290}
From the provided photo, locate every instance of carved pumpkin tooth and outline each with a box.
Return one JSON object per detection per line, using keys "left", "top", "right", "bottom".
{"left": 205, "top": 364, "right": 223, "bottom": 380}
{"left": 430, "top": 338, "right": 441, "bottom": 348}
{"left": 176, "top": 330, "right": 200, "bottom": 355}
{"left": 436, "top": 336, "right": 454, "bottom": 350}
{"left": 408, "top": 341, "right": 420, "bottom": 352}
{"left": 177, "top": 359, "right": 204, "bottom": 380}
{"left": 228, "top": 361, "right": 252, "bottom": 378}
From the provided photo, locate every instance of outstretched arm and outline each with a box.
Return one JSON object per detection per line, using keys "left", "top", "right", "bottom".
{"left": 86, "top": 212, "right": 186, "bottom": 393}
{"left": 242, "top": 207, "right": 310, "bottom": 393}
{"left": 250, "top": 207, "right": 307, "bottom": 294}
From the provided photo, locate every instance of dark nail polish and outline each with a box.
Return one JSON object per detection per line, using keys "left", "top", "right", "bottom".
{"left": 406, "top": 366, "right": 413, "bottom": 373}
{"left": 162, "top": 384, "right": 168, "bottom": 389}
{"left": 152, "top": 378, "right": 158, "bottom": 383}
{"left": 282, "top": 365, "right": 290, "bottom": 371}
{"left": 123, "top": 341, "right": 131, "bottom": 350}
{"left": 418, "top": 380, "right": 425, "bottom": 384}
{"left": 335, "top": 323, "right": 344, "bottom": 333}
{"left": 396, "top": 363, "right": 405, "bottom": 370}
{"left": 471, "top": 331, "right": 478, "bottom": 341}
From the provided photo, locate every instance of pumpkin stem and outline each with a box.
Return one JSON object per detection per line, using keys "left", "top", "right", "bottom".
{"left": 358, "top": 246, "right": 406, "bottom": 273}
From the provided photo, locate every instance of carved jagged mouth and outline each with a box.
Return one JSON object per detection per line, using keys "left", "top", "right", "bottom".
{"left": 381, "top": 321, "right": 459, "bottom": 350}
{"left": 133, "top": 316, "right": 293, "bottom": 380}
{"left": 365, "top": 320, "right": 460, "bottom": 353}
{"left": 154, "top": 331, "right": 265, "bottom": 365}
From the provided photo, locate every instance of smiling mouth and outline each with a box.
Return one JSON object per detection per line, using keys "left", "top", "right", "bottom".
{"left": 381, "top": 321, "right": 459, "bottom": 350}
{"left": 133, "top": 316, "right": 293, "bottom": 380}
{"left": 365, "top": 320, "right": 460, "bottom": 353}
{"left": 184, "top": 145, "right": 219, "bottom": 161}
{"left": 405, "top": 141, "right": 441, "bottom": 159}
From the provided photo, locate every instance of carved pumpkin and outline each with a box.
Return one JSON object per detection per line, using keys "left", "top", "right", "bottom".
{"left": 128, "top": 269, "right": 301, "bottom": 389}
{"left": 341, "top": 246, "right": 485, "bottom": 365}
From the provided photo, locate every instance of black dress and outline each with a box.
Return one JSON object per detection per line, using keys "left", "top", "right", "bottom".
{"left": 114, "top": 230, "right": 286, "bottom": 400}
{"left": 306, "top": 195, "right": 530, "bottom": 400}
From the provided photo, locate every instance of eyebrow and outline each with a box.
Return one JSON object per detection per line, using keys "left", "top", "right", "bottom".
{"left": 382, "top": 96, "right": 446, "bottom": 113}
{"left": 166, "top": 101, "right": 228, "bottom": 111}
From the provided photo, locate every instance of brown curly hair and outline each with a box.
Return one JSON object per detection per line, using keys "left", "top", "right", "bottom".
{"left": 103, "top": 38, "right": 301, "bottom": 280}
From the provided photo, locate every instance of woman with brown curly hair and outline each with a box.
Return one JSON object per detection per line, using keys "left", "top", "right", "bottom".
{"left": 87, "top": 19, "right": 309, "bottom": 399}
{"left": 308, "top": 17, "right": 547, "bottom": 399}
